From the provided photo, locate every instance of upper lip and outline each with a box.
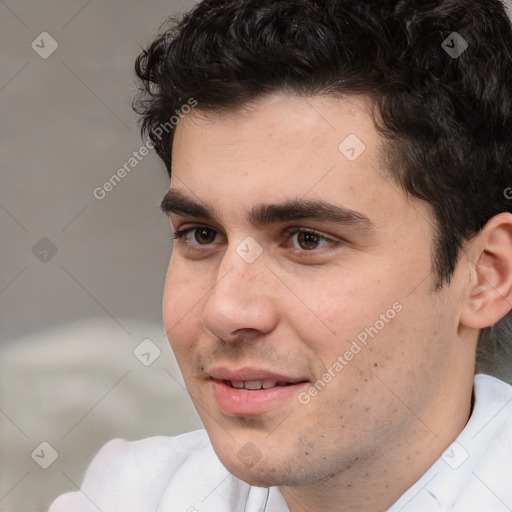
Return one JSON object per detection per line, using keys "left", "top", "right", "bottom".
{"left": 208, "top": 367, "right": 308, "bottom": 384}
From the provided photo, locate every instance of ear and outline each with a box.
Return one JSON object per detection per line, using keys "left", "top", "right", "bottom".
{"left": 460, "top": 212, "right": 512, "bottom": 329}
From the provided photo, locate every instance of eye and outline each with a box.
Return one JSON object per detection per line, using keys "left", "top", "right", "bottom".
{"left": 173, "top": 227, "right": 222, "bottom": 245}
{"left": 288, "top": 229, "right": 335, "bottom": 251}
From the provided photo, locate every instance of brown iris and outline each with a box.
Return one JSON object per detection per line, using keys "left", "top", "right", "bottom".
{"left": 194, "top": 228, "right": 216, "bottom": 244}
{"left": 297, "top": 231, "right": 321, "bottom": 250}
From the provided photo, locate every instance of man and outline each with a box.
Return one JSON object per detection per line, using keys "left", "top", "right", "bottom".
{"left": 50, "top": 0, "right": 512, "bottom": 510}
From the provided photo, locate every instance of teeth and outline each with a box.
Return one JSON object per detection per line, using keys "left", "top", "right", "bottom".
{"left": 244, "top": 380, "right": 263, "bottom": 390}
{"left": 228, "top": 380, "right": 282, "bottom": 390}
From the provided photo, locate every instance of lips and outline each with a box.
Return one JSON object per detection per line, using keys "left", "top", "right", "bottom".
{"left": 207, "top": 367, "right": 309, "bottom": 415}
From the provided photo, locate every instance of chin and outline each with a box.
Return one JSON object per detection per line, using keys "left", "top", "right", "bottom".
{"left": 220, "top": 456, "right": 291, "bottom": 488}
{"left": 208, "top": 436, "right": 280, "bottom": 486}
{"left": 211, "top": 439, "right": 320, "bottom": 489}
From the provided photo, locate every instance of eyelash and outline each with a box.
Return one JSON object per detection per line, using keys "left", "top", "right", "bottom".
{"left": 171, "top": 226, "right": 338, "bottom": 253}
{"left": 285, "top": 227, "right": 336, "bottom": 251}
{"left": 172, "top": 227, "right": 202, "bottom": 240}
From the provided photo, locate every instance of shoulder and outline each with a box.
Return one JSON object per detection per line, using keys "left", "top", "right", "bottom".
{"left": 453, "top": 375, "right": 512, "bottom": 510}
{"left": 390, "top": 375, "right": 512, "bottom": 512}
{"left": 470, "top": 374, "right": 512, "bottom": 470}
{"left": 472, "top": 373, "right": 512, "bottom": 433}
{"left": 49, "top": 429, "right": 222, "bottom": 512}
{"left": 470, "top": 374, "right": 512, "bottom": 469}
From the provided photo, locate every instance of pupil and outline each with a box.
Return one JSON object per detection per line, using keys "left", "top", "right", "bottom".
{"left": 298, "top": 232, "right": 319, "bottom": 250}
{"left": 195, "top": 228, "right": 215, "bottom": 244}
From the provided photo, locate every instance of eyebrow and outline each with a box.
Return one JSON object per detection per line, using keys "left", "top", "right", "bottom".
{"left": 161, "top": 189, "right": 375, "bottom": 232}
{"left": 161, "top": 189, "right": 217, "bottom": 220}
{"left": 251, "top": 200, "right": 375, "bottom": 232}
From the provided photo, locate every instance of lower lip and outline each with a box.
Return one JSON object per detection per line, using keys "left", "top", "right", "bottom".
{"left": 211, "top": 380, "right": 308, "bottom": 416}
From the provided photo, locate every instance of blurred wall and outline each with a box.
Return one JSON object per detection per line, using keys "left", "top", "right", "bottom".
{"left": 1, "top": 0, "right": 196, "bottom": 342}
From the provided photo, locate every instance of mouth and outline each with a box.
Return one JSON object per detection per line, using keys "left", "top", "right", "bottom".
{"left": 223, "top": 380, "right": 296, "bottom": 390}
{"left": 207, "top": 367, "right": 310, "bottom": 416}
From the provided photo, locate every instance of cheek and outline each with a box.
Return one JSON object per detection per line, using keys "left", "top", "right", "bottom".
{"left": 287, "top": 270, "right": 396, "bottom": 353}
{"left": 286, "top": 271, "right": 424, "bottom": 403}
{"left": 163, "top": 259, "right": 206, "bottom": 367}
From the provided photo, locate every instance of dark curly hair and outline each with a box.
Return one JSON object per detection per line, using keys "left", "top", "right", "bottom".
{"left": 134, "top": 0, "right": 512, "bottom": 292}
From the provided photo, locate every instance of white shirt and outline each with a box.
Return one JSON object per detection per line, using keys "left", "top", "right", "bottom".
{"left": 49, "top": 374, "right": 512, "bottom": 512}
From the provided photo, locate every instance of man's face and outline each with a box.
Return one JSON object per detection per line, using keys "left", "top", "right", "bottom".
{"left": 162, "top": 94, "right": 468, "bottom": 488}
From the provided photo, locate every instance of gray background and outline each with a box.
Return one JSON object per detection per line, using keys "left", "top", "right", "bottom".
{"left": 1, "top": 1, "right": 512, "bottom": 511}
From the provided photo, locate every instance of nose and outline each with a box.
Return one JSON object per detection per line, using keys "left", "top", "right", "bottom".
{"left": 201, "top": 244, "right": 279, "bottom": 343}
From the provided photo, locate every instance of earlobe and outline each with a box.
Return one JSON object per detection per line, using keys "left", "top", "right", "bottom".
{"left": 460, "top": 213, "right": 512, "bottom": 330}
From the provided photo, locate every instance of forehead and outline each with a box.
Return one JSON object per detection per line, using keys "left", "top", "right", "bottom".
{"left": 173, "top": 93, "right": 377, "bottom": 172}
{"left": 169, "top": 93, "right": 425, "bottom": 230}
